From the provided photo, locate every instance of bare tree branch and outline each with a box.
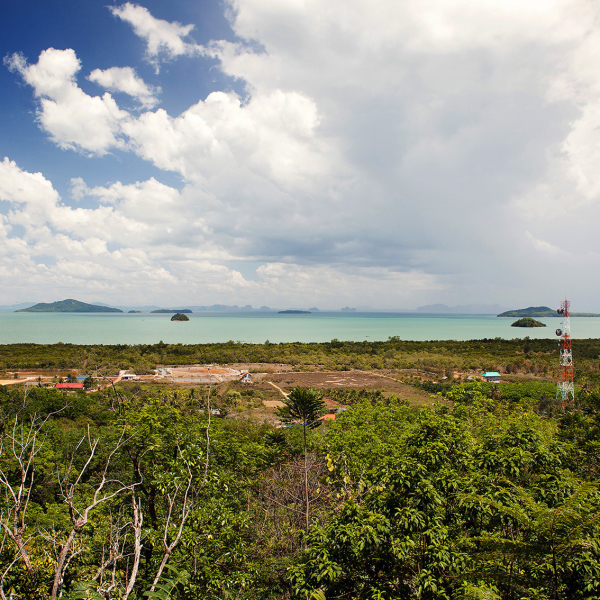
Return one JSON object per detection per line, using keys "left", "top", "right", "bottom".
{"left": 50, "top": 427, "right": 138, "bottom": 600}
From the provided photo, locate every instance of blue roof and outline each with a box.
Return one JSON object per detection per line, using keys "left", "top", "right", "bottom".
{"left": 483, "top": 372, "right": 500, "bottom": 377}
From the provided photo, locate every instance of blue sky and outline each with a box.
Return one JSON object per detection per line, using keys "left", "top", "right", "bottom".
{"left": 1, "top": 0, "right": 600, "bottom": 310}
{"left": 1, "top": 0, "right": 236, "bottom": 195}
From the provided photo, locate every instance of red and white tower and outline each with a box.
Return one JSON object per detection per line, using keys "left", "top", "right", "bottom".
{"left": 556, "top": 299, "right": 574, "bottom": 407}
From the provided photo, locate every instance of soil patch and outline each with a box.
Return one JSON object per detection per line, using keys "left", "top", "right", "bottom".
{"left": 265, "top": 370, "right": 432, "bottom": 405}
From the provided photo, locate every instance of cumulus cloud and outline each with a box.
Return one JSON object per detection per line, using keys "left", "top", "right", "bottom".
{"left": 0, "top": 158, "right": 243, "bottom": 304}
{"left": 109, "top": 3, "right": 201, "bottom": 65}
{"left": 88, "top": 66, "right": 160, "bottom": 108}
{"left": 6, "top": 0, "right": 600, "bottom": 307}
{"left": 8, "top": 47, "right": 330, "bottom": 188}
{"left": 0, "top": 157, "right": 442, "bottom": 306}
{"left": 5, "top": 49, "right": 128, "bottom": 155}
{"left": 121, "top": 89, "right": 330, "bottom": 186}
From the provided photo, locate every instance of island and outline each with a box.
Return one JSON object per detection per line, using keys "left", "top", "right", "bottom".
{"left": 16, "top": 299, "right": 123, "bottom": 313}
{"left": 278, "top": 310, "right": 311, "bottom": 314}
{"left": 128, "top": 310, "right": 142, "bottom": 314}
{"left": 511, "top": 317, "right": 546, "bottom": 328}
{"left": 498, "top": 306, "right": 600, "bottom": 318}
{"left": 171, "top": 313, "right": 190, "bottom": 321}
{"left": 151, "top": 309, "right": 192, "bottom": 314}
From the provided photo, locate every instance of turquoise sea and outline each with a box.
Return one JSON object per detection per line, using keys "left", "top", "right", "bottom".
{"left": 1, "top": 312, "right": 599, "bottom": 345}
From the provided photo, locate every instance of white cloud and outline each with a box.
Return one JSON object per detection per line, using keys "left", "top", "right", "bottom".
{"left": 109, "top": 3, "right": 200, "bottom": 65}
{"left": 525, "top": 231, "right": 564, "bottom": 256}
{"left": 88, "top": 66, "right": 159, "bottom": 108}
{"left": 121, "top": 89, "right": 330, "bottom": 186}
{"left": 5, "top": 49, "right": 128, "bottom": 155}
{"left": 256, "top": 263, "right": 442, "bottom": 306}
{"left": 0, "top": 158, "right": 249, "bottom": 304}
{"left": 8, "top": 1, "right": 600, "bottom": 308}
{"left": 0, "top": 157, "right": 443, "bottom": 307}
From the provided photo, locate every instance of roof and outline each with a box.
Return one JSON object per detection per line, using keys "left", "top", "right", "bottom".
{"left": 482, "top": 372, "right": 501, "bottom": 377}
{"left": 317, "top": 414, "right": 336, "bottom": 421}
{"left": 56, "top": 382, "right": 84, "bottom": 389}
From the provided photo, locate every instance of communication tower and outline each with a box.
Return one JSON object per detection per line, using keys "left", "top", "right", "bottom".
{"left": 555, "top": 299, "right": 574, "bottom": 406}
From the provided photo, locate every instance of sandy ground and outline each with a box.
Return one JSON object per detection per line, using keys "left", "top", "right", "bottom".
{"left": 263, "top": 399, "right": 286, "bottom": 408}
{"left": 154, "top": 365, "right": 252, "bottom": 383}
{"left": 228, "top": 363, "right": 293, "bottom": 372}
{"left": 266, "top": 381, "right": 289, "bottom": 399}
{"left": 268, "top": 370, "right": 393, "bottom": 388}
{"left": 263, "top": 370, "right": 432, "bottom": 404}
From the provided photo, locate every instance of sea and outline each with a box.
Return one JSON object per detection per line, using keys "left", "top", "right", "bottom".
{"left": 1, "top": 312, "right": 599, "bottom": 345}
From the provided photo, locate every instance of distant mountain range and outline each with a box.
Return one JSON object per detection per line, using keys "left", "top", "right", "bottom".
{"left": 7, "top": 299, "right": 599, "bottom": 316}
{"left": 498, "top": 306, "right": 600, "bottom": 318}
{"left": 16, "top": 299, "right": 122, "bottom": 313}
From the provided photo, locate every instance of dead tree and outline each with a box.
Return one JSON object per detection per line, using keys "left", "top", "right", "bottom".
{"left": 0, "top": 410, "right": 58, "bottom": 597}
{"left": 50, "top": 426, "right": 138, "bottom": 600}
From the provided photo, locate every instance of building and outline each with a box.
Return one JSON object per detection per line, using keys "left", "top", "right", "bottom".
{"left": 55, "top": 382, "right": 84, "bottom": 390}
{"left": 239, "top": 372, "right": 252, "bottom": 383}
{"left": 482, "top": 372, "right": 501, "bottom": 383}
{"left": 317, "top": 413, "right": 336, "bottom": 421}
{"left": 121, "top": 374, "right": 138, "bottom": 381}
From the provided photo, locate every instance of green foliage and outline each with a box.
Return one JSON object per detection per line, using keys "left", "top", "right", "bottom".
{"left": 290, "top": 398, "right": 600, "bottom": 600}
{"left": 4, "top": 336, "right": 600, "bottom": 379}
{"left": 511, "top": 317, "right": 546, "bottom": 328}
{"left": 322, "top": 388, "right": 384, "bottom": 405}
{"left": 144, "top": 565, "right": 191, "bottom": 600}
{"left": 68, "top": 581, "right": 104, "bottom": 600}
{"left": 276, "top": 387, "right": 326, "bottom": 428}
{"left": 3, "top": 344, "right": 600, "bottom": 599}
{"left": 170, "top": 313, "right": 190, "bottom": 321}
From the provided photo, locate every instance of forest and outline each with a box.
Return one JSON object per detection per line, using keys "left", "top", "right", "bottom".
{"left": 0, "top": 340, "right": 599, "bottom": 599}
{"left": 3, "top": 336, "right": 600, "bottom": 382}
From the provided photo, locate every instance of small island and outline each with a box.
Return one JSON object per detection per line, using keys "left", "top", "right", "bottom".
{"left": 278, "top": 310, "right": 311, "bottom": 314}
{"left": 499, "top": 306, "right": 600, "bottom": 317}
{"left": 511, "top": 317, "right": 546, "bottom": 328}
{"left": 17, "top": 299, "right": 123, "bottom": 313}
{"left": 128, "top": 310, "right": 142, "bottom": 313}
{"left": 171, "top": 313, "right": 190, "bottom": 321}
{"left": 152, "top": 309, "right": 193, "bottom": 314}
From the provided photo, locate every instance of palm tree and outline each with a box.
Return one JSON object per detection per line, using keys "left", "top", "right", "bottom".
{"left": 277, "top": 387, "right": 326, "bottom": 530}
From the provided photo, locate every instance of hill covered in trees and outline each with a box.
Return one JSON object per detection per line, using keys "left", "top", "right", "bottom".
{"left": 1, "top": 377, "right": 599, "bottom": 599}
{"left": 16, "top": 299, "right": 123, "bottom": 313}
{"left": 511, "top": 317, "right": 546, "bottom": 327}
{"left": 499, "top": 306, "right": 600, "bottom": 317}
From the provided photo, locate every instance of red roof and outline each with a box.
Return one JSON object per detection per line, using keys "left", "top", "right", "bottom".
{"left": 317, "top": 413, "right": 336, "bottom": 421}
{"left": 55, "top": 382, "right": 84, "bottom": 390}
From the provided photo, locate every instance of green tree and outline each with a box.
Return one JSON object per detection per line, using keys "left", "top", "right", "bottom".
{"left": 276, "top": 387, "right": 325, "bottom": 530}
{"left": 460, "top": 481, "right": 600, "bottom": 600}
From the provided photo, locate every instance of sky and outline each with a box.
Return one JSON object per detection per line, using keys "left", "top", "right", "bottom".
{"left": 1, "top": 0, "right": 600, "bottom": 310}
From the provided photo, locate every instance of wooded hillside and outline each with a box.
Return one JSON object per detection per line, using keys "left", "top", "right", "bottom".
{"left": 1, "top": 371, "right": 599, "bottom": 599}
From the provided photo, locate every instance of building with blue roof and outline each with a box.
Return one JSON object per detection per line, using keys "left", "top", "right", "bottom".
{"left": 482, "top": 372, "right": 501, "bottom": 383}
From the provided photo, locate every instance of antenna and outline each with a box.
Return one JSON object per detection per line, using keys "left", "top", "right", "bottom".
{"left": 555, "top": 299, "right": 574, "bottom": 407}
